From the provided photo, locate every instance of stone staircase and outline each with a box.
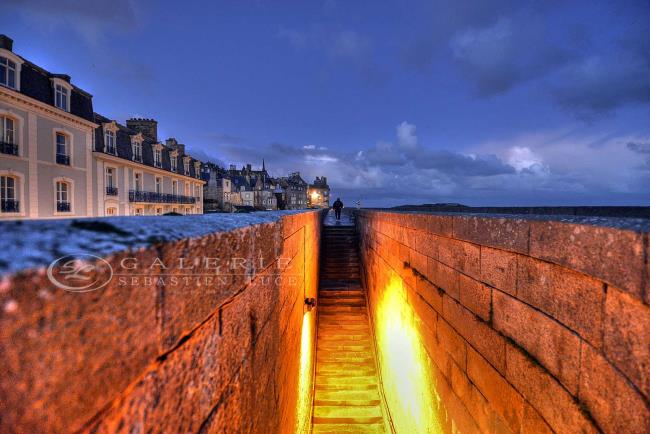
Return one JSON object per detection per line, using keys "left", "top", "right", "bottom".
{"left": 312, "top": 223, "right": 388, "bottom": 433}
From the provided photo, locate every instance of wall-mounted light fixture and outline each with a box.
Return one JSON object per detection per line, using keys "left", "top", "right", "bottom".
{"left": 304, "top": 297, "right": 316, "bottom": 312}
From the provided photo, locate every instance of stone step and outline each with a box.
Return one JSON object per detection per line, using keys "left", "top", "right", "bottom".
{"left": 316, "top": 364, "right": 377, "bottom": 377}
{"left": 318, "top": 314, "right": 368, "bottom": 324}
{"left": 317, "top": 350, "right": 375, "bottom": 363}
{"left": 315, "top": 381, "right": 380, "bottom": 392}
{"left": 319, "top": 298, "right": 365, "bottom": 307}
{"left": 312, "top": 423, "right": 385, "bottom": 433}
{"left": 313, "top": 405, "right": 383, "bottom": 424}
{"left": 315, "top": 388, "right": 381, "bottom": 403}
{"left": 319, "top": 289, "right": 363, "bottom": 297}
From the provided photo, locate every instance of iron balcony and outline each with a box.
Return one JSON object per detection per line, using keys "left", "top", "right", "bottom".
{"left": 128, "top": 190, "right": 196, "bottom": 204}
{"left": 56, "top": 201, "right": 71, "bottom": 212}
{"left": 56, "top": 153, "right": 70, "bottom": 165}
{"left": 0, "top": 141, "right": 18, "bottom": 156}
{"left": 106, "top": 186, "right": 118, "bottom": 196}
{"left": 1, "top": 199, "right": 19, "bottom": 213}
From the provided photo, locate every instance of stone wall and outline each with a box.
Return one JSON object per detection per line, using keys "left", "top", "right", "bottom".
{"left": 0, "top": 210, "right": 322, "bottom": 433}
{"left": 356, "top": 210, "right": 649, "bottom": 434}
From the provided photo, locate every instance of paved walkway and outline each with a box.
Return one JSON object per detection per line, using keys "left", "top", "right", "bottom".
{"left": 323, "top": 209, "right": 355, "bottom": 227}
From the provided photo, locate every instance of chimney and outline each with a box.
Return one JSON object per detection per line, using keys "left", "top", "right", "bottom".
{"left": 322, "top": 177, "right": 327, "bottom": 185}
{"left": 246, "top": 164, "right": 252, "bottom": 172}
{"left": 126, "top": 118, "right": 158, "bottom": 142}
{"left": 0, "top": 35, "right": 13, "bottom": 51}
{"left": 165, "top": 138, "right": 185, "bottom": 155}
{"left": 229, "top": 164, "right": 236, "bottom": 171}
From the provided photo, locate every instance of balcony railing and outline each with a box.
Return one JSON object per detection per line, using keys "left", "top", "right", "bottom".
{"left": 0, "top": 141, "right": 18, "bottom": 156}
{"left": 1, "top": 199, "right": 19, "bottom": 213}
{"left": 56, "top": 201, "right": 71, "bottom": 212}
{"left": 56, "top": 153, "right": 70, "bottom": 165}
{"left": 128, "top": 190, "right": 196, "bottom": 204}
{"left": 106, "top": 186, "right": 118, "bottom": 196}
{"left": 106, "top": 145, "right": 116, "bottom": 155}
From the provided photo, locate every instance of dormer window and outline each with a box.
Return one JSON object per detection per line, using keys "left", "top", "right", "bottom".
{"left": 131, "top": 133, "right": 143, "bottom": 162}
{"left": 105, "top": 130, "right": 116, "bottom": 154}
{"left": 54, "top": 84, "right": 69, "bottom": 111}
{"left": 153, "top": 148, "right": 162, "bottom": 167}
{"left": 184, "top": 158, "right": 190, "bottom": 175}
{"left": 0, "top": 57, "right": 17, "bottom": 89}
{"left": 194, "top": 162, "right": 201, "bottom": 178}
{"left": 170, "top": 154, "right": 177, "bottom": 172}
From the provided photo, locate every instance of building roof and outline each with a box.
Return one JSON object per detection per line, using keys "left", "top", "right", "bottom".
{"left": 0, "top": 35, "right": 94, "bottom": 121}
{"left": 93, "top": 113, "right": 203, "bottom": 180}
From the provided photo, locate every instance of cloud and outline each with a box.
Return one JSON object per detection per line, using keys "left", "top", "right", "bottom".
{"left": 2, "top": 0, "right": 145, "bottom": 44}
{"left": 627, "top": 142, "right": 650, "bottom": 154}
{"left": 450, "top": 16, "right": 569, "bottom": 96}
{"left": 551, "top": 48, "right": 650, "bottom": 118}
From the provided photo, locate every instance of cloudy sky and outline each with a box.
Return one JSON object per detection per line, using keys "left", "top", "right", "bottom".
{"left": 2, "top": 0, "right": 649, "bottom": 206}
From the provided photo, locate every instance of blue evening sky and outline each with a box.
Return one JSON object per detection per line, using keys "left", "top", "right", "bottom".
{"left": 1, "top": 0, "right": 649, "bottom": 206}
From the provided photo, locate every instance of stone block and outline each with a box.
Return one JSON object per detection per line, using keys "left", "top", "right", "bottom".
{"left": 480, "top": 246, "right": 517, "bottom": 295}
{"left": 459, "top": 273, "right": 491, "bottom": 321}
{"left": 529, "top": 220, "right": 646, "bottom": 303}
{"left": 438, "top": 237, "right": 481, "bottom": 279}
{"left": 603, "top": 286, "right": 650, "bottom": 398}
{"left": 427, "top": 257, "right": 460, "bottom": 300}
{"left": 443, "top": 294, "right": 506, "bottom": 374}
{"left": 516, "top": 256, "right": 604, "bottom": 347}
{"left": 579, "top": 343, "right": 649, "bottom": 434}
{"left": 453, "top": 215, "right": 530, "bottom": 254}
{"left": 505, "top": 344, "right": 597, "bottom": 434}
{"left": 492, "top": 290, "right": 581, "bottom": 394}
{"left": 467, "top": 346, "right": 524, "bottom": 433}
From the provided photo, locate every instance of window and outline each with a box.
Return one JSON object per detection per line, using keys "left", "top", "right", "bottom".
{"left": 56, "top": 181, "right": 71, "bottom": 212}
{"left": 134, "top": 207, "right": 143, "bottom": 216}
{"left": 184, "top": 159, "right": 190, "bottom": 175}
{"left": 154, "top": 148, "right": 162, "bottom": 168}
{"left": 55, "top": 132, "right": 69, "bottom": 165}
{"left": 185, "top": 207, "right": 191, "bottom": 214}
{"left": 134, "top": 173, "right": 142, "bottom": 192}
{"left": 54, "top": 84, "right": 69, "bottom": 111}
{"left": 171, "top": 156, "right": 177, "bottom": 172}
{"left": 155, "top": 176, "right": 162, "bottom": 194}
{"left": 172, "top": 180, "right": 178, "bottom": 195}
{"left": 133, "top": 140, "right": 142, "bottom": 162}
{"left": 106, "top": 207, "right": 117, "bottom": 216}
{"left": 194, "top": 185, "right": 201, "bottom": 198}
{"left": 155, "top": 207, "right": 162, "bottom": 215}
{"left": 0, "top": 57, "right": 17, "bottom": 89}
{"left": 0, "top": 175, "right": 18, "bottom": 213}
{"left": 0, "top": 116, "right": 16, "bottom": 155}
{"left": 185, "top": 182, "right": 190, "bottom": 196}
{"left": 106, "top": 167, "right": 117, "bottom": 195}
{"left": 105, "top": 130, "right": 116, "bottom": 154}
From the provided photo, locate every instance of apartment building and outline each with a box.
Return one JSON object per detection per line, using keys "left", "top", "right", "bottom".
{"left": 0, "top": 34, "right": 205, "bottom": 219}
{"left": 93, "top": 116, "right": 204, "bottom": 216}
{"left": 0, "top": 35, "right": 97, "bottom": 219}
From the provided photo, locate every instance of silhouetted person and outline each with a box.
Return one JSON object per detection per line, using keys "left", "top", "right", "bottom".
{"left": 333, "top": 198, "right": 343, "bottom": 220}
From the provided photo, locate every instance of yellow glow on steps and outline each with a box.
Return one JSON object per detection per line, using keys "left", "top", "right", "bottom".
{"left": 375, "top": 273, "right": 443, "bottom": 433}
{"left": 296, "top": 311, "right": 314, "bottom": 433}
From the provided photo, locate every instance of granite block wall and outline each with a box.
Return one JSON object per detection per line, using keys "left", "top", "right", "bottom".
{"left": 0, "top": 210, "right": 322, "bottom": 433}
{"left": 356, "top": 210, "right": 649, "bottom": 434}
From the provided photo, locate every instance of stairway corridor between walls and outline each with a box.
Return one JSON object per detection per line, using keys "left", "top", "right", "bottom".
{"left": 312, "top": 210, "right": 390, "bottom": 433}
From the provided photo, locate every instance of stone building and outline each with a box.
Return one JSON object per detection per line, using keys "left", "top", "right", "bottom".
{"left": 0, "top": 35, "right": 97, "bottom": 219}
{"left": 307, "top": 176, "right": 330, "bottom": 208}
{"left": 203, "top": 161, "right": 278, "bottom": 212}
{"left": 93, "top": 115, "right": 204, "bottom": 216}
{"left": 0, "top": 34, "right": 206, "bottom": 219}
{"left": 280, "top": 172, "right": 308, "bottom": 210}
